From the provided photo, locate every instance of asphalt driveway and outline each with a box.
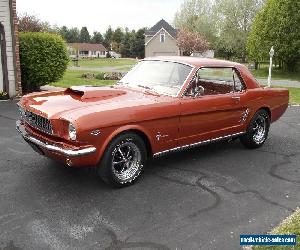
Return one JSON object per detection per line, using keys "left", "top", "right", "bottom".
{"left": 0, "top": 101, "right": 299, "bottom": 250}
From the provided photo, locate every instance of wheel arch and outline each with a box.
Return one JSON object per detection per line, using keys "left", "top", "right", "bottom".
{"left": 258, "top": 106, "right": 272, "bottom": 121}
{"left": 98, "top": 125, "right": 153, "bottom": 163}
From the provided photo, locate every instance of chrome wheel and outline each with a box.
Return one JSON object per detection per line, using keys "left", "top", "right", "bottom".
{"left": 240, "top": 109, "right": 270, "bottom": 149}
{"left": 252, "top": 115, "right": 267, "bottom": 144}
{"left": 111, "top": 140, "right": 142, "bottom": 182}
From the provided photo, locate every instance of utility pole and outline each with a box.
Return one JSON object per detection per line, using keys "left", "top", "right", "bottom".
{"left": 267, "top": 46, "right": 274, "bottom": 87}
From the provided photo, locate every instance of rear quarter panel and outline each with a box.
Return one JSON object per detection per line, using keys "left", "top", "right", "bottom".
{"left": 244, "top": 87, "right": 289, "bottom": 123}
{"left": 236, "top": 64, "right": 289, "bottom": 124}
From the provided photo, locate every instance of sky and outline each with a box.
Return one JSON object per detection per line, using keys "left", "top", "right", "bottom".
{"left": 17, "top": 0, "right": 184, "bottom": 33}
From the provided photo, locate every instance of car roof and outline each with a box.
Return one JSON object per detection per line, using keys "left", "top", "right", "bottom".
{"left": 143, "top": 56, "right": 243, "bottom": 68}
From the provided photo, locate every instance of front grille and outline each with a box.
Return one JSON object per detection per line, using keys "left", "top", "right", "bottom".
{"left": 19, "top": 106, "right": 53, "bottom": 135}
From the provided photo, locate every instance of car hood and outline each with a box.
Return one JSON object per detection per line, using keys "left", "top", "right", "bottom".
{"left": 19, "top": 85, "right": 165, "bottom": 121}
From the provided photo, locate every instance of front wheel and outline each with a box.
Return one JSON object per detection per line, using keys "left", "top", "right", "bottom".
{"left": 97, "top": 133, "right": 147, "bottom": 187}
{"left": 240, "top": 109, "right": 270, "bottom": 149}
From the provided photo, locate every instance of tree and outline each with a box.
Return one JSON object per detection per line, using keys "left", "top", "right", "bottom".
{"left": 174, "top": 0, "right": 264, "bottom": 61}
{"left": 111, "top": 27, "right": 124, "bottom": 53}
{"left": 91, "top": 32, "right": 103, "bottom": 44}
{"left": 130, "top": 28, "right": 145, "bottom": 58}
{"left": 112, "top": 27, "right": 124, "bottom": 44}
{"left": 215, "top": 0, "right": 265, "bottom": 62}
{"left": 247, "top": 0, "right": 300, "bottom": 71}
{"left": 59, "top": 26, "right": 80, "bottom": 43}
{"left": 177, "top": 29, "right": 210, "bottom": 55}
{"left": 79, "top": 27, "right": 90, "bottom": 43}
{"left": 120, "top": 31, "right": 132, "bottom": 57}
{"left": 18, "top": 13, "right": 53, "bottom": 32}
{"left": 59, "top": 26, "right": 69, "bottom": 40}
{"left": 68, "top": 28, "right": 80, "bottom": 43}
{"left": 103, "top": 26, "right": 113, "bottom": 49}
{"left": 174, "top": 0, "right": 217, "bottom": 44}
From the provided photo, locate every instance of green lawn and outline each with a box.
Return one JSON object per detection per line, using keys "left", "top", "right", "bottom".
{"left": 69, "top": 58, "right": 138, "bottom": 68}
{"left": 249, "top": 63, "right": 300, "bottom": 81}
{"left": 50, "top": 70, "right": 117, "bottom": 88}
{"left": 253, "top": 209, "right": 300, "bottom": 250}
{"left": 286, "top": 87, "right": 300, "bottom": 105}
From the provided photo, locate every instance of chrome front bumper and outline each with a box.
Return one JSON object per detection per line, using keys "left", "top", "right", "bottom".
{"left": 16, "top": 120, "right": 96, "bottom": 157}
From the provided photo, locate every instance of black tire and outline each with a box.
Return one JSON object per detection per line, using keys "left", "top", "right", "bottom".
{"left": 240, "top": 109, "right": 270, "bottom": 149}
{"left": 97, "top": 132, "right": 147, "bottom": 187}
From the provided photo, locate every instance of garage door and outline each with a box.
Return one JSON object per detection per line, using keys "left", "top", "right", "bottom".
{"left": 153, "top": 52, "right": 177, "bottom": 56}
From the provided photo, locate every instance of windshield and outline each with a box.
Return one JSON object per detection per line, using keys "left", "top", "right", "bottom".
{"left": 119, "top": 60, "right": 192, "bottom": 96}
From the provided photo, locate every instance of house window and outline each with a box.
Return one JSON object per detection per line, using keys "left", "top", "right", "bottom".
{"left": 160, "top": 33, "right": 165, "bottom": 43}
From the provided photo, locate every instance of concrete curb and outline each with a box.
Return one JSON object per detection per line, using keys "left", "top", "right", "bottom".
{"left": 40, "top": 85, "right": 65, "bottom": 92}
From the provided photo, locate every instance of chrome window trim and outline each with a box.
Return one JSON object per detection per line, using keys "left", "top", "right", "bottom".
{"left": 181, "top": 66, "right": 247, "bottom": 98}
{"left": 153, "top": 131, "right": 245, "bottom": 157}
{"left": 139, "top": 59, "right": 196, "bottom": 98}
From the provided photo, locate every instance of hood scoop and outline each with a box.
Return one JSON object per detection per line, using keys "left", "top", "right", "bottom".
{"left": 65, "top": 86, "right": 126, "bottom": 101}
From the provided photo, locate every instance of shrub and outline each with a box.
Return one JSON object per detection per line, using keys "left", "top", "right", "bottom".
{"left": 104, "top": 72, "right": 123, "bottom": 80}
{"left": 0, "top": 91, "right": 8, "bottom": 100}
{"left": 19, "top": 32, "right": 69, "bottom": 92}
{"left": 81, "top": 73, "right": 95, "bottom": 79}
{"left": 95, "top": 72, "right": 105, "bottom": 80}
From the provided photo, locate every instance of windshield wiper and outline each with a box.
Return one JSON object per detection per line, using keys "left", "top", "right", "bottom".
{"left": 137, "top": 84, "right": 151, "bottom": 90}
{"left": 137, "top": 84, "right": 160, "bottom": 95}
{"left": 117, "top": 81, "right": 128, "bottom": 85}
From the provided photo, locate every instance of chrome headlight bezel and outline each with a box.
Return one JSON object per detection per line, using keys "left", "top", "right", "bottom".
{"left": 18, "top": 104, "right": 26, "bottom": 120}
{"left": 68, "top": 122, "right": 77, "bottom": 141}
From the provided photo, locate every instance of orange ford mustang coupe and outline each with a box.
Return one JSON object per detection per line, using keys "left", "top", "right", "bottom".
{"left": 16, "top": 57, "right": 289, "bottom": 187}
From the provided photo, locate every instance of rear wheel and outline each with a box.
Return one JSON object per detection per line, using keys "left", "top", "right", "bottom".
{"left": 240, "top": 109, "right": 270, "bottom": 149}
{"left": 97, "top": 133, "right": 147, "bottom": 187}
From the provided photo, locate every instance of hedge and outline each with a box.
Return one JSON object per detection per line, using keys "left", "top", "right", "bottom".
{"left": 19, "top": 32, "right": 69, "bottom": 92}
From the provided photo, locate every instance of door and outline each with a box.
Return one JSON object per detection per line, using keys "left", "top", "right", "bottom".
{"left": 0, "top": 22, "right": 8, "bottom": 94}
{"left": 0, "top": 36, "right": 3, "bottom": 92}
{"left": 178, "top": 67, "right": 248, "bottom": 147}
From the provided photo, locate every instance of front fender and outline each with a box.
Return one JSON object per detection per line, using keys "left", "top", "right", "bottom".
{"left": 96, "top": 124, "right": 154, "bottom": 165}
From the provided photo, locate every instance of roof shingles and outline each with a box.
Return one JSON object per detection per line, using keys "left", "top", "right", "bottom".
{"left": 145, "top": 19, "right": 178, "bottom": 38}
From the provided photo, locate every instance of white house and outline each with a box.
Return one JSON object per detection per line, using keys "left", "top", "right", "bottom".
{"left": 68, "top": 43, "right": 107, "bottom": 58}
{"left": 0, "top": 0, "right": 21, "bottom": 97}
{"left": 145, "top": 19, "right": 180, "bottom": 57}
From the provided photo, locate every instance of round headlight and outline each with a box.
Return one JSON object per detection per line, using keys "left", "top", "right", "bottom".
{"left": 68, "top": 123, "right": 77, "bottom": 141}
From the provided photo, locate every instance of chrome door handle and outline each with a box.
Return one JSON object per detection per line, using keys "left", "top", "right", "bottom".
{"left": 232, "top": 96, "right": 240, "bottom": 101}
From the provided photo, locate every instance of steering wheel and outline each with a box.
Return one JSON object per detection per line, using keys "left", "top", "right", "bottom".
{"left": 194, "top": 86, "right": 205, "bottom": 97}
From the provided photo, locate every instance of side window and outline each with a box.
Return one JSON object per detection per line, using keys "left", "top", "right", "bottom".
{"left": 197, "top": 68, "right": 234, "bottom": 95}
{"left": 233, "top": 70, "right": 245, "bottom": 92}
